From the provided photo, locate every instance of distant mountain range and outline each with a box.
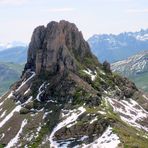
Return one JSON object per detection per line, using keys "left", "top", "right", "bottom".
{"left": 0, "top": 46, "right": 27, "bottom": 63}
{"left": 0, "top": 41, "right": 27, "bottom": 51}
{"left": 88, "top": 29, "right": 148, "bottom": 63}
{"left": 111, "top": 51, "right": 148, "bottom": 92}
{"left": 0, "top": 42, "right": 26, "bottom": 95}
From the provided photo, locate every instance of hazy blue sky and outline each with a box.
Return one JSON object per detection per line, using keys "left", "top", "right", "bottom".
{"left": 0, "top": 0, "right": 148, "bottom": 43}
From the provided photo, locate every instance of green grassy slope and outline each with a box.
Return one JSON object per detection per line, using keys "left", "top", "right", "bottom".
{"left": 129, "top": 73, "right": 148, "bottom": 92}
{"left": 0, "top": 62, "right": 24, "bottom": 96}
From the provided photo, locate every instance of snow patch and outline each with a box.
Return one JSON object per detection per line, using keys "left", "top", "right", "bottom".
{"left": 107, "top": 97, "right": 148, "bottom": 132}
{"left": 0, "top": 110, "right": 6, "bottom": 118}
{"left": 7, "top": 91, "right": 14, "bottom": 99}
{"left": 49, "top": 106, "right": 86, "bottom": 147}
{"left": 47, "top": 100, "right": 57, "bottom": 103}
{"left": 43, "top": 111, "right": 52, "bottom": 120}
{"left": 8, "top": 127, "right": 11, "bottom": 131}
{"left": 83, "top": 69, "right": 97, "bottom": 81}
{"left": 82, "top": 126, "right": 120, "bottom": 148}
{"left": 26, "top": 133, "right": 34, "bottom": 142}
{"left": 90, "top": 117, "right": 98, "bottom": 124}
{"left": 0, "top": 98, "right": 7, "bottom": 107}
{"left": 100, "top": 70, "right": 106, "bottom": 75}
{"left": 0, "top": 105, "right": 21, "bottom": 128}
{"left": 143, "top": 95, "right": 148, "bottom": 101}
{"left": 36, "top": 82, "right": 46, "bottom": 102}
{"left": 23, "top": 96, "right": 32, "bottom": 105}
{"left": 34, "top": 125, "right": 42, "bottom": 139}
{"left": 98, "top": 111, "right": 106, "bottom": 115}
{"left": 24, "top": 88, "right": 30, "bottom": 95}
{"left": 6, "top": 119, "right": 27, "bottom": 148}
{"left": 0, "top": 133, "right": 5, "bottom": 140}
{"left": 16, "top": 72, "right": 35, "bottom": 92}
{"left": 66, "top": 121, "right": 77, "bottom": 128}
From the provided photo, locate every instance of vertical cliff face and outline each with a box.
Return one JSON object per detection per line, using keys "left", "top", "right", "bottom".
{"left": 0, "top": 20, "right": 148, "bottom": 148}
{"left": 24, "top": 20, "right": 97, "bottom": 75}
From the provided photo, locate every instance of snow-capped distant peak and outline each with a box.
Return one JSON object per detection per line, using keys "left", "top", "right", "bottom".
{"left": 6, "top": 41, "right": 27, "bottom": 48}
{"left": 136, "top": 34, "right": 148, "bottom": 41}
{"left": 0, "top": 41, "right": 27, "bottom": 51}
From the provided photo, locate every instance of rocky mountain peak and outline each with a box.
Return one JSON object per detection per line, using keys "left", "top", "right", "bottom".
{"left": 24, "top": 20, "right": 95, "bottom": 75}
{"left": 0, "top": 21, "right": 148, "bottom": 147}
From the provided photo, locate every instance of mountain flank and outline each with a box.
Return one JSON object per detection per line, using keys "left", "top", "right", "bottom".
{"left": 0, "top": 62, "right": 24, "bottom": 96}
{"left": 0, "top": 20, "right": 148, "bottom": 148}
{"left": 111, "top": 51, "right": 148, "bottom": 92}
{"left": 0, "top": 47, "right": 27, "bottom": 64}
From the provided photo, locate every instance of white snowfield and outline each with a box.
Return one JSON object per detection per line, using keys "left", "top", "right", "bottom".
{"left": 107, "top": 97, "right": 148, "bottom": 132}
{"left": 49, "top": 106, "right": 86, "bottom": 148}
{"left": 83, "top": 69, "right": 97, "bottom": 81}
{"left": 82, "top": 126, "right": 120, "bottom": 148}
{"left": 36, "top": 82, "right": 46, "bottom": 102}
{"left": 6, "top": 119, "right": 28, "bottom": 148}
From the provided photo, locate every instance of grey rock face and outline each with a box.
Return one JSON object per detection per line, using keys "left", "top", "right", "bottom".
{"left": 24, "top": 20, "right": 93, "bottom": 75}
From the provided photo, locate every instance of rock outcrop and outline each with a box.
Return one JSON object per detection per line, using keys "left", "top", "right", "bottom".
{"left": 24, "top": 20, "right": 97, "bottom": 75}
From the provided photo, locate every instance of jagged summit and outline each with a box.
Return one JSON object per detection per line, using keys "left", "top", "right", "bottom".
{"left": 0, "top": 21, "right": 148, "bottom": 147}
{"left": 24, "top": 20, "right": 98, "bottom": 75}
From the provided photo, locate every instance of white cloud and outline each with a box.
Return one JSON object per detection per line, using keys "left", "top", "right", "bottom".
{"left": 126, "top": 9, "right": 148, "bottom": 13}
{"left": 0, "top": 0, "right": 28, "bottom": 5}
{"left": 44, "top": 8, "right": 75, "bottom": 12}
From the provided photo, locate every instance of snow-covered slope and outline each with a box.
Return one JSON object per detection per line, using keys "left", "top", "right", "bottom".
{"left": 111, "top": 51, "right": 148, "bottom": 77}
{"left": 0, "top": 84, "right": 148, "bottom": 147}
{"left": 111, "top": 51, "right": 148, "bottom": 92}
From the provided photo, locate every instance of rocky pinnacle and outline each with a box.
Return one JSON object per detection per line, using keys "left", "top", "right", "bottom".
{"left": 24, "top": 20, "right": 96, "bottom": 75}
